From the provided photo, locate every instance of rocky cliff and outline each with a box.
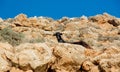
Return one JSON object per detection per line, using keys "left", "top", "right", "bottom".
{"left": 0, "top": 13, "right": 120, "bottom": 72}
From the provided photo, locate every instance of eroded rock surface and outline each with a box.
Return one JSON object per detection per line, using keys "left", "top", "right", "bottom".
{"left": 0, "top": 13, "right": 120, "bottom": 72}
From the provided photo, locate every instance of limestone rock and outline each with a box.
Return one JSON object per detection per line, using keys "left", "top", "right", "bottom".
{"left": 0, "top": 13, "right": 120, "bottom": 72}
{"left": 89, "top": 13, "right": 115, "bottom": 24}
{"left": 0, "top": 43, "right": 14, "bottom": 71}
{"left": 10, "top": 67, "right": 24, "bottom": 72}
{"left": 81, "top": 60, "right": 99, "bottom": 72}
{"left": 51, "top": 43, "right": 86, "bottom": 72}
{"left": 12, "top": 43, "right": 52, "bottom": 69}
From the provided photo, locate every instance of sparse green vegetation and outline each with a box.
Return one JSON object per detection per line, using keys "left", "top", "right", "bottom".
{"left": 29, "top": 37, "right": 45, "bottom": 43}
{"left": 98, "top": 35, "right": 120, "bottom": 42}
{"left": 0, "top": 27, "right": 24, "bottom": 46}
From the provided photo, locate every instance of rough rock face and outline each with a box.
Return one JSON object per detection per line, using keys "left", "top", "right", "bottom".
{"left": 0, "top": 13, "right": 120, "bottom": 72}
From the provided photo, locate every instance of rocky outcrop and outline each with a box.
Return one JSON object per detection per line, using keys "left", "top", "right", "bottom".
{"left": 0, "top": 43, "right": 14, "bottom": 72}
{"left": 0, "top": 42, "right": 120, "bottom": 72}
{"left": 0, "top": 13, "right": 120, "bottom": 72}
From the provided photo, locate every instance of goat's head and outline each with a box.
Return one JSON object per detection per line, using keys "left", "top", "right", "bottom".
{"left": 53, "top": 32, "right": 62, "bottom": 36}
{"left": 53, "top": 32, "right": 65, "bottom": 43}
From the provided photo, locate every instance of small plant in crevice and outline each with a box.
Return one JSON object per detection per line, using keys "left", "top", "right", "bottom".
{"left": 0, "top": 27, "right": 24, "bottom": 46}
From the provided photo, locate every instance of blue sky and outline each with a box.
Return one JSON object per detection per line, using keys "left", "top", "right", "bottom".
{"left": 0, "top": 0, "right": 120, "bottom": 19}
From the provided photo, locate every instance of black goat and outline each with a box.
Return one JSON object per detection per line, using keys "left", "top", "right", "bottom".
{"left": 53, "top": 32, "right": 92, "bottom": 49}
{"left": 53, "top": 32, "right": 65, "bottom": 43}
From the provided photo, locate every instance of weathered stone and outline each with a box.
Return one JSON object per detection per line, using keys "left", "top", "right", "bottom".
{"left": 0, "top": 43, "right": 14, "bottom": 71}
{"left": 0, "top": 13, "right": 120, "bottom": 72}
{"left": 12, "top": 43, "right": 52, "bottom": 69}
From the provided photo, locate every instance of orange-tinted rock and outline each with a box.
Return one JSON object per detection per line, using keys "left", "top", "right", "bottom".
{"left": 0, "top": 13, "right": 119, "bottom": 72}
